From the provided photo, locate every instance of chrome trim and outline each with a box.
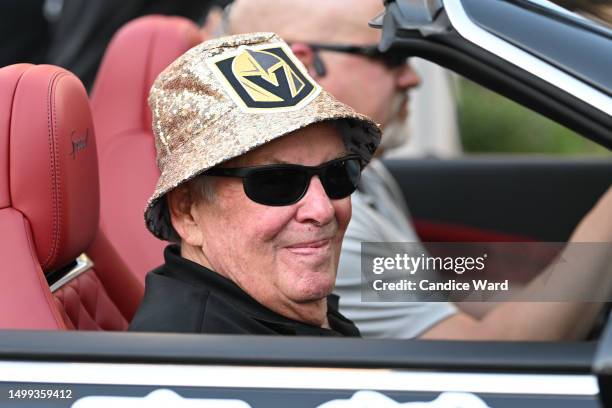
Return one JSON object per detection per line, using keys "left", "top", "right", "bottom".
{"left": 443, "top": 0, "right": 612, "bottom": 116}
{"left": 524, "top": 0, "right": 588, "bottom": 21}
{"left": 0, "top": 362, "right": 599, "bottom": 395}
{"left": 50, "top": 254, "right": 94, "bottom": 293}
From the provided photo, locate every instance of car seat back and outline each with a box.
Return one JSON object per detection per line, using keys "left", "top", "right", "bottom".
{"left": 88, "top": 15, "right": 204, "bottom": 320}
{"left": 0, "top": 64, "right": 127, "bottom": 330}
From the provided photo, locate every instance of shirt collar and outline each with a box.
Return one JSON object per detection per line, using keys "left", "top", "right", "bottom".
{"left": 161, "top": 245, "right": 359, "bottom": 336}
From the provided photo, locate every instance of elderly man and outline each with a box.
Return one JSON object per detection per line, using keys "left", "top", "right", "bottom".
{"left": 226, "top": 0, "right": 448, "bottom": 340}
{"left": 227, "top": 0, "right": 612, "bottom": 340}
{"left": 129, "top": 32, "right": 381, "bottom": 335}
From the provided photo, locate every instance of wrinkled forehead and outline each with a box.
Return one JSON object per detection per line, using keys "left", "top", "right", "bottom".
{"left": 332, "top": 11, "right": 383, "bottom": 44}
{"left": 307, "top": 10, "right": 382, "bottom": 44}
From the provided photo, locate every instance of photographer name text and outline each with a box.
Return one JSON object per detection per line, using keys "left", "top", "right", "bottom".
{"left": 372, "top": 279, "right": 509, "bottom": 292}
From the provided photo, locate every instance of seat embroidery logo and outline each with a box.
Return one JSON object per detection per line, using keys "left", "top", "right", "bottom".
{"left": 208, "top": 43, "right": 320, "bottom": 112}
{"left": 70, "top": 128, "right": 89, "bottom": 159}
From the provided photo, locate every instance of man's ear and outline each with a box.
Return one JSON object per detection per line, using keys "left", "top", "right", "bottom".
{"left": 290, "top": 42, "right": 319, "bottom": 76}
{"left": 167, "top": 186, "right": 204, "bottom": 247}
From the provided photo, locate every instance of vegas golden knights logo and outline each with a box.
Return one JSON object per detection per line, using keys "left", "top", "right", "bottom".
{"left": 208, "top": 44, "right": 320, "bottom": 112}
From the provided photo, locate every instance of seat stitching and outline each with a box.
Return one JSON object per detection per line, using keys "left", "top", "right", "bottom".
{"left": 41, "top": 72, "right": 70, "bottom": 269}
{"left": 21, "top": 215, "right": 66, "bottom": 329}
{"left": 7, "top": 67, "right": 29, "bottom": 209}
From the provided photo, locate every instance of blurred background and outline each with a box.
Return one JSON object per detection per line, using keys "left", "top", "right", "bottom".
{"left": 457, "top": 0, "right": 611, "bottom": 156}
{"left": 1, "top": 0, "right": 610, "bottom": 157}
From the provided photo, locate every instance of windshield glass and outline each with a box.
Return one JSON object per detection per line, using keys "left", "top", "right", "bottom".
{"left": 462, "top": 0, "right": 612, "bottom": 96}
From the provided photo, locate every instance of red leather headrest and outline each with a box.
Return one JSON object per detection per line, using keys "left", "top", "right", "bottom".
{"left": 0, "top": 64, "right": 99, "bottom": 273}
{"left": 91, "top": 15, "right": 203, "bottom": 140}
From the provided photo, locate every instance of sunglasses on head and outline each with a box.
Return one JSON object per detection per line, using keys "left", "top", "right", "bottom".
{"left": 205, "top": 155, "right": 362, "bottom": 206}
{"left": 305, "top": 43, "right": 407, "bottom": 76}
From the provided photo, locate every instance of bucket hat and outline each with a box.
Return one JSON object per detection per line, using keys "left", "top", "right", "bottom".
{"left": 145, "top": 32, "right": 381, "bottom": 240}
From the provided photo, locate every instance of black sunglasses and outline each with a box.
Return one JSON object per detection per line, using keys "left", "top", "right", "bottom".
{"left": 205, "top": 155, "right": 362, "bottom": 206}
{"left": 305, "top": 43, "right": 407, "bottom": 76}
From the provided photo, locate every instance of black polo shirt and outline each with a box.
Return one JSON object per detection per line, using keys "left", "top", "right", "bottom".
{"left": 129, "top": 245, "right": 360, "bottom": 336}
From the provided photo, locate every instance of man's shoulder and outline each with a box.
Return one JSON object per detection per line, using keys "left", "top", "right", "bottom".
{"left": 129, "top": 268, "right": 211, "bottom": 333}
{"left": 128, "top": 266, "right": 281, "bottom": 335}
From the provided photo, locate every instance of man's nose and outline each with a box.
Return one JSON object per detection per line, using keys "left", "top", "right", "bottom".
{"left": 397, "top": 62, "right": 421, "bottom": 91}
{"left": 295, "top": 176, "right": 335, "bottom": 225}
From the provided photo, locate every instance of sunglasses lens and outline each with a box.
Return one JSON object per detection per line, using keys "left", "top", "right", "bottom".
{"left": 384, "top": 55, "right": 407, "bottom": 68}
{"left": 244, "top": 167, "right": 308, "bottom": 206}
{"left": 242, "top": 157, "right": 361, "bottom": 205}
{"left": 322, "top": 158, "right": 361, "bottom": 199}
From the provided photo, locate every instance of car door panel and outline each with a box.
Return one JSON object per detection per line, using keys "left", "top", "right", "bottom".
{"left": 384, "top": 157, "right": 612, "bottom": 241}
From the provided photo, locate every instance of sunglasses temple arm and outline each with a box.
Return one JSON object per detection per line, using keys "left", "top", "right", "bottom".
{"left": 312, "top": 52, "right": 327, "bottom": 77}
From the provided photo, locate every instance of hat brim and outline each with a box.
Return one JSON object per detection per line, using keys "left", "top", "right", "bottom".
{"left": 144, "top": 91, "right": 380, "bottom": 241}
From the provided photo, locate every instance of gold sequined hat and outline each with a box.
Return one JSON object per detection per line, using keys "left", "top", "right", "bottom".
{"left": 145, "top": 32, "right": 381, "bottom": 240}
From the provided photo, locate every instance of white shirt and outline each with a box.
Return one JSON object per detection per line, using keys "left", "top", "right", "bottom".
{"left": 336, "top": 159, "right": 457, "bottom": 338}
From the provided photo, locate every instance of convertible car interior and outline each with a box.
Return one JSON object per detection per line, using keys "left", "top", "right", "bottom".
{"left": 0, "top": 0, "right": 610, "bottom": 406}
{"left": 0, "top": 63, "right": 126, "bottom": 331}
{"left": 87, "top": 15, "right": 203, "bottom": 321}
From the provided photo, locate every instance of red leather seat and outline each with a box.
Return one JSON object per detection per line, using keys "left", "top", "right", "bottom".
{"left": 0, "top": 64, "right": 127, "bottom": 330}
{"left": 88, "top": 16, "right": 203, "bottom": 321}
